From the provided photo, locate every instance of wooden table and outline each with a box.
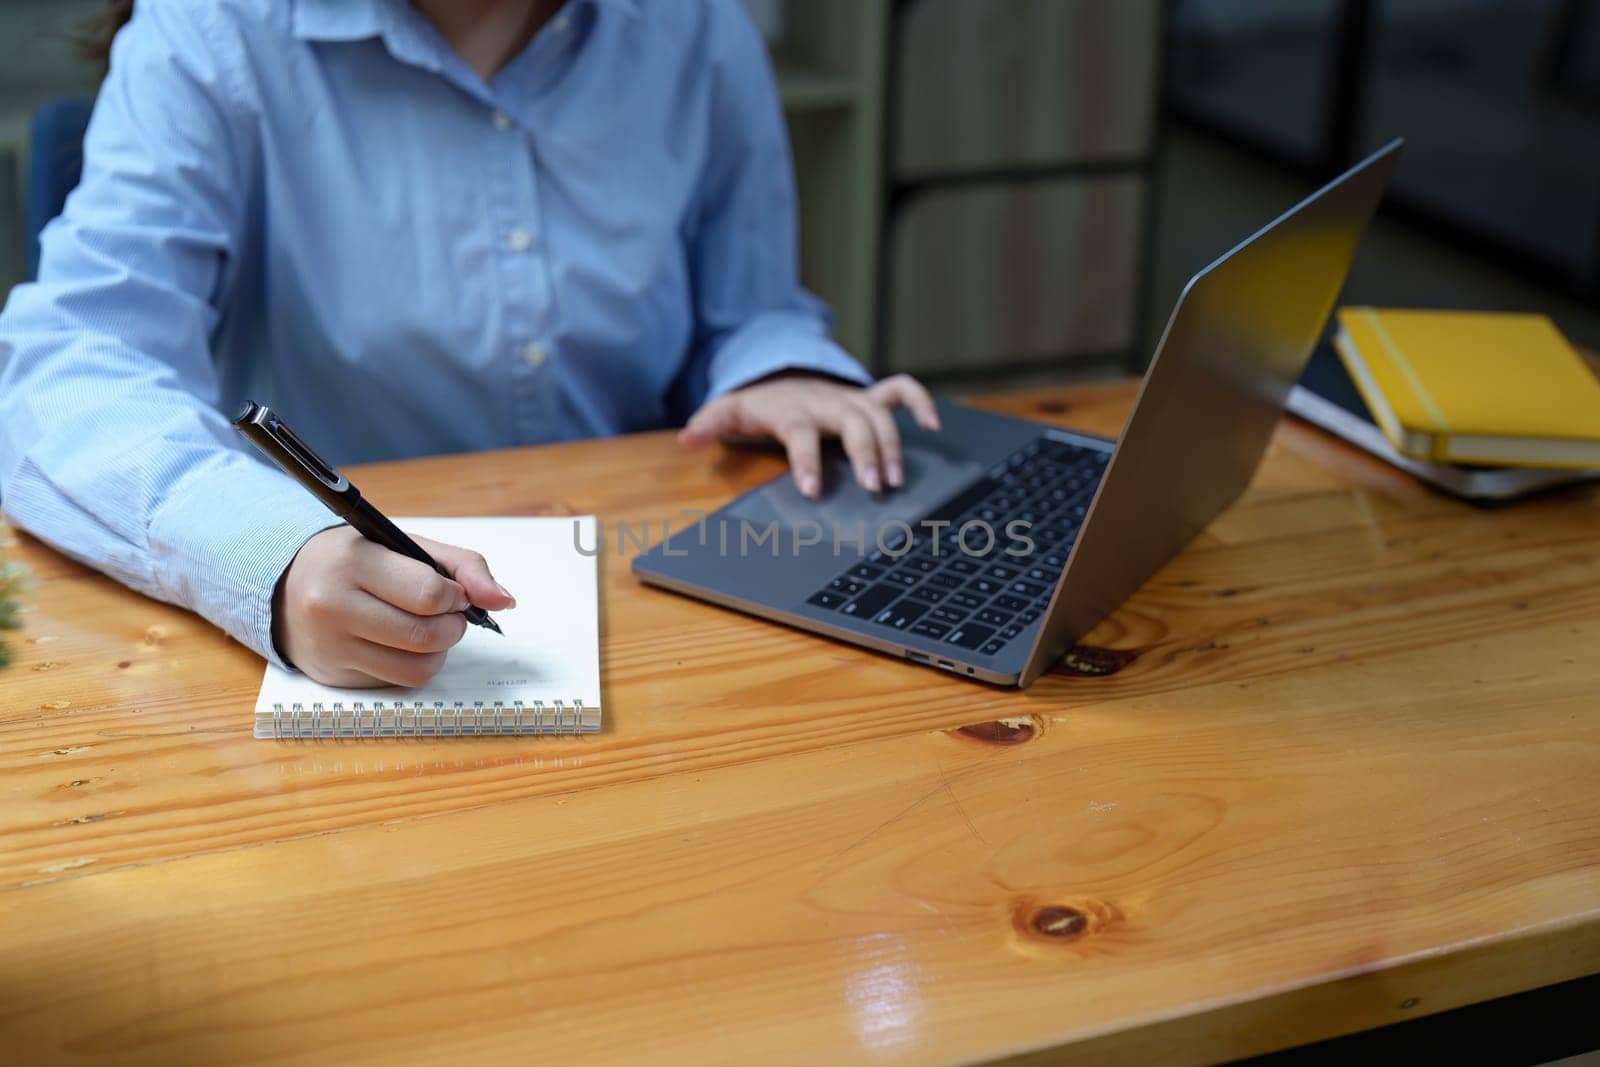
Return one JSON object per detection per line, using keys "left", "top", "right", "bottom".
{"left": 3, "top": 382, "right": 1599, "bottom": 1065}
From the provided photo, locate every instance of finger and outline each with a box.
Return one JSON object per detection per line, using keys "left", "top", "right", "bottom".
{"left": 869, "top": 373, "right": 941, "bottom": 432}
{"left": 827, "top": 405, "right": 882, "bottom": 492}
{"left": 679, "top": 395, "right": 743, "bottom": 448}
{"left": 854, "top": 395, "right": 904, "bottom": 488}
{"left": 343, "top": 589, "right": 469, "bottom": 654}
{"left": 415, "top": 535, "right": 515, "bottom": 609}
{"left": 347, "top": 639, "right": 451, "bottom": 689}
{"left": 349, "top": 540, "right": 471, "bottom": 617}
{"left": 776, "top": 418, "right": 822, "bottom": 498}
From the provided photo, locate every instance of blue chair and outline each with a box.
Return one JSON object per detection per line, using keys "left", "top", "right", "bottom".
{"left": 23, "top": 97, "right": 95, "bottom": 281}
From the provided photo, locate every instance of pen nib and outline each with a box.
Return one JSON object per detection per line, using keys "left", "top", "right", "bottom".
{"left": 481, "top": 616, "right": 504, "bottom": 635}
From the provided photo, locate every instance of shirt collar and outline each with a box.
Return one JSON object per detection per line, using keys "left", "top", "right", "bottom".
{"left": 292, "top": 0, "right": 384, "bottom": 42}
{"left": 292, "top": 0, "right": 636, "bottom": 42}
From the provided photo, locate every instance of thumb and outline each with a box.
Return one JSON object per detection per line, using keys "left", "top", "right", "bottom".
{"left": 679, "top": 395, "right": 741, "bottom": 448}
{"left": 414, "top": 536, "right": 516, "bottom": 610}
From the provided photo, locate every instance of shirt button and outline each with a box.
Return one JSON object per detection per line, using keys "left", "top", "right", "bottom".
{"left": 507, "top": 228, "right": 534, "bottom": 252}
{"left": 522, "top": 342, "right": 548, "bottom": 368}
{"left": 491, "top": 110, "right": 513, "bottom": 131}
{"left": 552, "top": 12, "right": 571, "bottom": 32}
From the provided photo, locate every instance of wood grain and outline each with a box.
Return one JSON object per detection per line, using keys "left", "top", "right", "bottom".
{"left": 2, "top": 382, "right": 1599, "bottom": 1065}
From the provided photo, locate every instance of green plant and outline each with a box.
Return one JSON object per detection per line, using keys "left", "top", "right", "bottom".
{"left": 0, "top": 557, "right": 31, "bottom": 668}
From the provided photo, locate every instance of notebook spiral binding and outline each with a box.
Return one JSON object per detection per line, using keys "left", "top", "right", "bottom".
{"left": 260, "top": 699, "right": 592, "bottom": 739}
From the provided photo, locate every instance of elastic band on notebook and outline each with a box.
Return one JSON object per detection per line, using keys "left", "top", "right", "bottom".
{"left": 1362, "top": 308, "right": 1451, "bottom": 433}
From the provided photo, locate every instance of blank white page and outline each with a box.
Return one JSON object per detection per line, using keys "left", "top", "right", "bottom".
{"left": 254, "top": 516, "right": 600, "bottom": 713}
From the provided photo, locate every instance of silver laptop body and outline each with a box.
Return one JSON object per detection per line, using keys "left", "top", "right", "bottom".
{"left": 634, "top": 141, "right": 1402, "bottom": 686}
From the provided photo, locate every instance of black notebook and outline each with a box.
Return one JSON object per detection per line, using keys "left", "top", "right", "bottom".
{"left": 1287, "top": 342, "right": 1598, "bottom": 501}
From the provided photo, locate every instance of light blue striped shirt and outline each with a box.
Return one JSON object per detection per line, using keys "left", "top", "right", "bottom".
{"left": 0, "top": 0, "right": 868, "bottom": 665}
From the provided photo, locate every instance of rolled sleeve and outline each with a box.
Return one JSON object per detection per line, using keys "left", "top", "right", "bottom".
{"left": 703, "top": 307, "right": 874, "bottom": 401}
{"left": 147, "top": 457, "right": 341, "bottom": 666}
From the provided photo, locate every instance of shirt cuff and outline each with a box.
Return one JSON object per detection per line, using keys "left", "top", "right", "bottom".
{"left": 704, "top": 310, "right": 874, "bottom": 401}
{"left": 146, "top": 453, "right": 342, "bottom": 668}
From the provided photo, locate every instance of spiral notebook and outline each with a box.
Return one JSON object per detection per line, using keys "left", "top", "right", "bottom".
{"left": 254, "top": 516, "right": 601, "bottom": 739}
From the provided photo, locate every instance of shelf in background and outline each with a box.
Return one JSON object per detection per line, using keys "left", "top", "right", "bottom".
{"left": 774, "top": 56, "right": 859, "bottom": 113}
{"left": 765, "top": 0, "right": 889, "bottom": 367}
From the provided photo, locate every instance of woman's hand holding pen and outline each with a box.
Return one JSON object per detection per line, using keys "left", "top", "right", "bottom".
{"left": 679, "top": 373, "right": 941, "bottom": 499}
{"left": 273, "top": 527, "right": 516, "bottom": 688}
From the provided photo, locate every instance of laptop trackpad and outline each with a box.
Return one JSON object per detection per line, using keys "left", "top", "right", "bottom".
{"left": 723, "top": 443, "right": 984, "bottom": 533}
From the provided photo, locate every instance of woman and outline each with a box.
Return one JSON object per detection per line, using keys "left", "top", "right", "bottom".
{"left": 0, "top": 0, "right": 938, "bottom": 687}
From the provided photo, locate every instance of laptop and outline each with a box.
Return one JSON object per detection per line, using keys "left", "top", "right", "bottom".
{"left": 634, "top": 140, "right": 1403, "bottom": 687}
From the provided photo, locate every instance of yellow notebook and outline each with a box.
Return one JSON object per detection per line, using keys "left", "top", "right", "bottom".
{"left": 1333, "top": 308, "right": 1600, "bottom": 468}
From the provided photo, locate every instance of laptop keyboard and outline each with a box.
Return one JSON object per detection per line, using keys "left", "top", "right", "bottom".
{"left": 805, "top": 437, "right": 1107, "bottom": 658}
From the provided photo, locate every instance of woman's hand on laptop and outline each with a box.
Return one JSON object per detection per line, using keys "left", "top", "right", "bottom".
{"left": 271, "top": 527, "right": 517, "bottom": 688}
{"left": 680, "top": 372, "right": 941, "bottom": 499}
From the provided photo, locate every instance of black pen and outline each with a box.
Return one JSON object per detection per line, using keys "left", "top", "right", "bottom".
{"left": 231, "top": 401, "right": 502, "bottom": 635}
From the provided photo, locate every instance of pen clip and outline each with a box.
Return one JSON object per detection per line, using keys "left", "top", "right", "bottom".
{"left": 253, "top": 407, "right": 350, "bottom": 493}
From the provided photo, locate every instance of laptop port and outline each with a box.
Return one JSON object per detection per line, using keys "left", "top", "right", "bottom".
{"left": 906, "top": 650, "right": 930, "bottom": 664}
{"left": 937, "top": 659, "right": 955, "bottom": 671}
